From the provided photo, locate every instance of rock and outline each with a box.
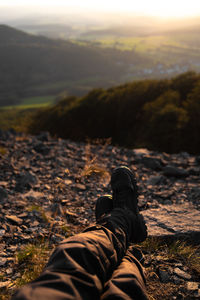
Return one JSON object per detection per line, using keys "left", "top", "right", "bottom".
{"left": 64, "top": 179, "right": 73, "bottom": 185}
{"left": 186, "top": 282, "right": 199, "bottom": 291}
{"left": 142, "top": 203, "right": 200, "bottom": 237}
{"left": 173, "top": 275, "right": 182, "bottom": 284}
{"left": 0, "top": 281, "right": 10, "bottom": 288}
{"left": 0, "top": 258, "right": 7, "bottom": 267}
{"left": 163, "top": 165, "right": 189, "bottom": 178}
{"left": 180, "top": 152, "right": 190, "bottom": 158}
{"left": 6, "top": 215, "right": 23, "bottom": 225}
{"left": 37, "top": 132, "right": 50, "bottom": 142}
{"left": 34, "top": 142, "right": 50, "bottom": 155}
{"left": 65, "top": 210, "right": 79, "bottom": 223}
{"left": 0, "top": 187, "right": 7, "bottom": 202}
{"left": 0, "top": 129, "right": 9, "bottom": 141}
{"left": 141, "top": 156, "right": 163, "bottom": 170}
{"left": 8, "top": 128, "right": 16, "bottom": 135}
{"left": 0, "top": 229, "right": 5, "bottom": 237}
{"left": 195, "top": 156, "right": 200, "bottom": 165}
{"left": 133, "top": 148, "right": 150, "bottom": 156}
{"left": 190, "top": 187, "right": 200, "bottom": 199}
{"left": 6, "top": 268, "right": 13, "bottom": 275}
{"left": 153, "top": 190, "right": 174, "bottom": 200}
{"left": 158, "top": 269, "right": 171, "bottom": 283}
{"left": 173, "top": 268, "right": 192, "bottom": 280}
{"left": 75, "top": 183, "right": 87, "bottom": 191}
{"left": 51, "top": 203, "right": 64, "bottom": 217}
{"left": 146, "top": 175, "right": 166, "bottom": 186}
{"left": 15, "top": 172, "right": 37, "bottom": 192}
{"left": 1, "top": 132, "right": 200, "bottom": 299}
{"left": 188, "top": 167, "right": 200, "bottom": 176}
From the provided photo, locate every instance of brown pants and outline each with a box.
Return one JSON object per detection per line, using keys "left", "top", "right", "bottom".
{"left": 12, "top": 209, "right": 148, "bottom": 300}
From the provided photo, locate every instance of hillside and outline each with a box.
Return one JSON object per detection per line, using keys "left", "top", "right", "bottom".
{"left": 2, "top": 21, "right": 200, "bottom": 108}
{"left": 27, "top": 72, "right": 200, "bottom": 154}
{"left": 0, "top": 25, "right": 150, "bottom": 107}
{"left": 0, "top": 130, "right": 199, "bottom": 299}
{"left": 78, "top": 22, "right": 200, "bottom": 78}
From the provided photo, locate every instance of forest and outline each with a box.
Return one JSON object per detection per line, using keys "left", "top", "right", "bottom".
{"left": 27, "top": 72, "right": 200, "bottom": 154}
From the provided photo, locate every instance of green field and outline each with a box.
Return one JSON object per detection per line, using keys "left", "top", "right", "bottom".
{"left": 0, "top": 95, "right": 56, "bottom": 131}
{"left": 0, "top": 108, "right": 34, "bottom": 131}
{"left": 76, "top": 31, "right": 200, "bottom": 67}
{"left": 2, "top": 95, "right": 55, "bottom": 110}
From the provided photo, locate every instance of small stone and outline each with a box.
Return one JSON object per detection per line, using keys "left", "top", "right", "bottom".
{"left": 141, "top": 156, "right": 162, "bottom": 170}
{"left": 186, "top": 282, "right": 199, "bottom": 291}
{"left": 188, "top": 167, "right": 200, "bottom": 176}
{"left": 0, "top": 187, "right": 8, "bottom": 202}
{"left": 0, "top": 258, "right": 7, "bottom": 267}
{"left": 0, "top": 229, "right": 5, "bottom": 237}
{"left": 17, "top": 212, "right": 28, "bottom": 218}
{"left": 133, "top": 148, "right": 150, "bottom": 156}
{"left": 6, "top": 268, "right": 13, "bottom": 275}
{"left": 158, "top": 269, "right": 170, "bottom": 283}
{"left": 173, "top": 275, "right": 182, "bottom": 284}
{"left": 0, "top": 281, "right": 10, "bottom": 288}
{"left": 65, "top": 179, "right": 73, "bottom": 185}
{"left": 174, "top": 267, "right": 191, "bottom": 280}
{"left": 195, "top": 156, "right": 200, "bottom": 165}
{"left": 37, "top": 131, "right": 50, "bottom": 141}
{"left": 65, "top": 210, "right": 78, "bottom": 223}
{"left": 34, "top": 142, "right": 50, "bottom": 155}
{"left": 75, "top": 183, "right": 86, "bottom": 191}
{"left": 15, "top": 172, "right": 37, "bottom": 192}
{"left": 6, "top": 215, "right": 23, "bottom": 225}
{"left": 163, "top": 166, "right": 189, "bottom": 178}
{"left": 146, "top": 175, "right": 166, "bottom": 186}
{"left": 154, "top": 190, "right": 174, "bottom": 199}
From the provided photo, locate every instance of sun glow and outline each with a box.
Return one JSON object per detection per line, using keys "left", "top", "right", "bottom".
{"left": 1, "top": 0, "right": 200, "bottom": 18}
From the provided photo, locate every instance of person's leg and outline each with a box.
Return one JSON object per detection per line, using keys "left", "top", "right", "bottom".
{"left": 12, "top": 166, "right": 147, "bottom": 300}
{"left": 101, "top": 245, "right": 148, "bottom": 300}
{"left": 97, "top": 194, "right": 148, "bottom": 300}
{"left": 11, "top": 208, "right": 135, "bottom": 300}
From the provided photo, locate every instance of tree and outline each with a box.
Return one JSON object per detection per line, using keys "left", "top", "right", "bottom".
{"left": 143, "top": 90, "right": 188, "bottom": 152}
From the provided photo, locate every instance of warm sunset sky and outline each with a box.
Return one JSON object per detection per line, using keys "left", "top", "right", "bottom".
{"left": 0, "top": 0, "right": 200, "bottom": 18}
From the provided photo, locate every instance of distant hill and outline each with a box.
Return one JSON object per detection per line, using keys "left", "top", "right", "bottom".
{"left": 28, "top": 72, "right": 200, "bottom": 154}
{"left": 1, "top": 23, "right": 200, "bottom": 108}
{"left": 0, "top": 25, "right": 150, "bottom": 106}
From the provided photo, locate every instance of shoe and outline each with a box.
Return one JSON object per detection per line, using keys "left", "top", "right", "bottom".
{"left": 111, "top": 166, "right": 139, "bottom": 214}
{"left": 95, "top": 195, "right": 113, "bottom": 221}
{"left": 111, "top": 166, "right": 147, "bottom": 242}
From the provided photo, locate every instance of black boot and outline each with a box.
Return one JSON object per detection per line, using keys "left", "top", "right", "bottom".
{"left": 111, "top": 166, "right": 147, "bottom": 243}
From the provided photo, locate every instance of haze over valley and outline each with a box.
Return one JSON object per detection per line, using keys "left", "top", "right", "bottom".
{"left": 1, "top": 5, "right": 200, "bottom": 107}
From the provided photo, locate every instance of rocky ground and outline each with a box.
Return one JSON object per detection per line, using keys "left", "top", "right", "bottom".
{"left": 0, "top": 130, "right": 200, "bottom": 299}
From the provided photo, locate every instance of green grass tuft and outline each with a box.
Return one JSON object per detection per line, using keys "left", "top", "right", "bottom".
{"left": 28, "top": 205, "right": 49, "bottom": 223}
{"left": 168, "top": 241, "right": 200, "bottom": 275}
{"left": 139, "top": 237, "right": 200, "bottom": 276}
{"left": 15, "top": 243, "right": 51, "bottom": 287}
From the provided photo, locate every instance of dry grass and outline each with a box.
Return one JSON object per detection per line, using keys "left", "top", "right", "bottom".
{"left": 28, "top": 205, "right": 50, "bottom": 223}
{"left": 0, "top": 147, "right": 7, "bottom": 156}
{"left": 139, "top": 237, "right": 200, "bottom": 276}
{"left": 81, "top": 139, "right": 110, "bottom": 181}
{"left": 82, "top": 164, "right": 109, "bottom": 179}
{"left": 138, "top": 237, "right": 200, "bottom": 299}
{"left": 168, "top": 241, "right": 200, "bottom": 275}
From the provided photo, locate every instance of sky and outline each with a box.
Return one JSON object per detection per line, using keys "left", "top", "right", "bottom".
{"left": 0, "top": 0, "right": 200, "bottom": 18}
